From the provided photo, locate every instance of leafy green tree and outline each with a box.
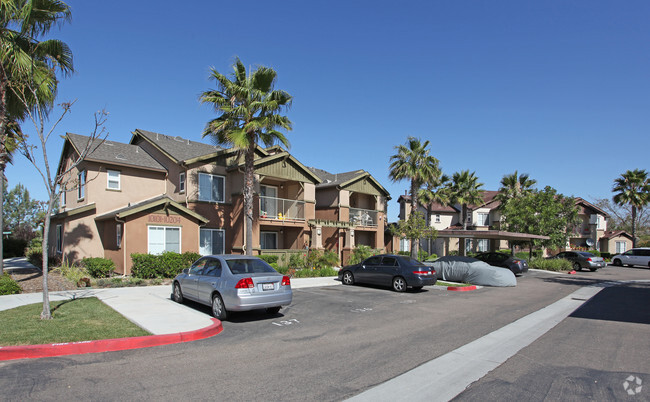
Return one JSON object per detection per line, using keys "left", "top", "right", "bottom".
{"left": 447, "top": 170, "right": 484, "bottom": 231}
{"left": 417, "top": 174, "right": 449, "bottom": 254}
{"left": 500, "top": 186, "right": 579, "bottom": 255}
{"left": 0, "top": 0, "right": 73, "bottom": 275}
{"left": 592, "top": 197, "right": 649, "bottom": 238}
{"left": 2, "top": 182, "right": 45, "bottom": 240}
{"left": 200, "top": 57, "right": 292, "bottom": 256}
{"left": 389, "top": 211, "right": 437, "bottom": 259}
{"left": 389, "top": 137, "right": 440, "bottom": 258}
{"left": 612, "top": 169, "right": 650, "bottom": 247}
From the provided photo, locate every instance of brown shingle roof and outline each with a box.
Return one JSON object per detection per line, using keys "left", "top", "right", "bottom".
{"left": 132, "top": 129, "right": 223, "bottom": 163}
{"left": 66, "top": 133, "right": 165, "bottom": 171}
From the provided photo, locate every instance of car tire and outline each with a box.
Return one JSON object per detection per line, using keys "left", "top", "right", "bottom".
{"left": 211, "top": 294, "right": 228, "bottom": 320}
{"left": 392, "top": 276, "right": 406, "bottom": 292}
{"left": 173, "top": 282, "right": 183, "bottom": 303}
{"left": 266, "top": 306, "right": 281, "bottom": 315}
{"left": 573, "top": 262, "right": 581, "bottom": 271}
{"left": 342, "top": 271, "right": 355, "bottom": 285}
{"left": 613, "top": 259, "right": 622, "bottom": 266}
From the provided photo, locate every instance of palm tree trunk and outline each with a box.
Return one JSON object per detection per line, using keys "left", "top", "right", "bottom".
{"left": 410, "top": 181, "right": 419, "bottom": 259}
{"left": 632, "top": 205, "right": 637, "bottom": 248}
{"left": 0, "top": 72, "right": 8, "bottom": 276}
{"left": 244, "top": 145, "right": 255, "bottom": 256}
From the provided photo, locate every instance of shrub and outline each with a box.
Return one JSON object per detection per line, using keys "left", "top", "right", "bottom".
{"left": 348, "top": 245, "right": 378, "bottom": 265}
{"left": 275, "top": 265, "right": 290, "bottom": 275}
{"left": 319, "top": 250, "right": 340, "bottom": 268}
{"left": 529, "top": 258, "right": 571, "bottom": 271}
{"left": 292, "top": 266, "right": 338, "bottom": 278}
{"left": 258, "top": 255, "right": 279, "bottom": 264}
{"left": 418, "top": 250, "right": 429, "bottom": 261}
{"left": 131, "top": 251, "right": 200, "bottom": 279}
{"left": 0, "top": 273, "right": 21, "bottom": 295}
{"left": 425, "top": 254, "right": 438, "bottom": 261}
{"left": 586, "top": 249, "right": 600, "bottom": 257}
{"left": 397, "top": 251, "right": 409, "bottom": 256}
{"left": 53, "top": 259, "right": 89, "bottom": 285}
{"left": 81, "top": 257, "right": 115, "bottom": 278}
{"left": 515, "top": 250, "right": 542, "bottom": 260}
{"left": 26, "top": 246, "right": 59, "bottom": 269}
{"left": 289, "top": 252, "right": 307, "bottom": 269}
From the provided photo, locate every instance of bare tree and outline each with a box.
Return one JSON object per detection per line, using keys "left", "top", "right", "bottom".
{"left": 17, "top": 86, "right": 107, "bottom": 318}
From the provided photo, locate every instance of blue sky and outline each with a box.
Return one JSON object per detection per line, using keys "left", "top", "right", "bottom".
{"left": 9, "top": 0, "right": 649, "bottom": 222}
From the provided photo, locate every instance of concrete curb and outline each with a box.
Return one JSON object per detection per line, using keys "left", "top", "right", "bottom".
{"left": 0, "top": 318, "right": 222, "bottom": 361}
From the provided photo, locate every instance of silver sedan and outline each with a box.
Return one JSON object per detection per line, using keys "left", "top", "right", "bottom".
{"left": 172, "top": 255, "right": 292, "bottom": 320}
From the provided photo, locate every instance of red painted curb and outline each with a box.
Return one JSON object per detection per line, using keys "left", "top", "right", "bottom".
{"left": 0, "top": 318, "right": 222, "bottom": 361}
{"left": 568, "top": 270, "right": 577, "bottom": 275}
{"left": 447, "top": 285, "right": 478, "bottom": 292}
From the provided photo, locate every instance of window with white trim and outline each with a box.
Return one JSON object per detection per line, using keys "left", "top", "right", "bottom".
{"left": 179, "top": 172, "right": 186, "bottom": 193}
{"left": 56, "top": 224, "right": 63, "bottom": 253}
{"left": 615, "top": 241, "right": 626, "bottom": 254}
{"left": 107, "top": 169, "right": 120, "bottom": 190}
{"left": 198, "top": 173, "right": 224, "bottom": 202}
{"left": 61, "top": 188, "right": 66, "bottom": 206}
{"left": 435, "top": 214, "right": 441, "bottom": 223}
{"left": 478, "top": 212, "right": 489, "bottom": 226}
{"left": 200, "top": 228, "right": 225, "bottom": 255}
{"left": 477, "top": 239, "right": 489, "bottom": 252}
{"left": 78, "top": 170, "right": 86, "bottom": 199}
{"left": 148, "top": 226, "right": 181, "bottom": 254}
{"left": 399, "top": 238, "right": 410, "bottom": 252}
{"left": 260, "top": 231, "right": 278, "bottom": 249}
{"left": 116, "top": 223, "right": 122, "bottom": 249}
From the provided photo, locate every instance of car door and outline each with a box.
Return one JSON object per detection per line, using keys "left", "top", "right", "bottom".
{"left": 197, "top": 258, "right": 222, "bottom": 304}
{"left": 181, "top": 258, "right": 207, "bottom": 301}
{"left": 376, "top": 256, "right": 400, "bottom": 286}
{"left": 356, "top": 256, "right": 382, "bottom": 284}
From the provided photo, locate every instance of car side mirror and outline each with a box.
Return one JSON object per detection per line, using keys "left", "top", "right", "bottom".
{"left": 183, "top": 268, "right": 189, "bottom": 274}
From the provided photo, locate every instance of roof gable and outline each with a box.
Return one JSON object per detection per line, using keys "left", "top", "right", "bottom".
{"left": 131, "top": 129, "right": 223, "bottom": 163}
{"left": 228, "top": 152, "right": 322, "bottom": 184}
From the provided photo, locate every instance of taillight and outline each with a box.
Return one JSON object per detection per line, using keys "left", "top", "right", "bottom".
{"left": 586, "top": 258, "right": 592, "bottom": 262}
{"left": 281, "top": 276, "right": 291, "bottom": 286}
{"left": 235, "top": 277, "right": 254, "bottom": 289}
{"left": 413, "top": 270, "right": 432, "bottom": 276}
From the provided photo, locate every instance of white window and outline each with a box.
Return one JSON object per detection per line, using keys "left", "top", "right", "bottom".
{"left": 179, "top": 172, "right": 186, "bottom": 193}
{"left": 200, "top": 229, "right": 225, "bottom": 255}
{"left": 148, "top": 226, "right": 181, "bottom": 254}
{"left": 399, "top": 238, "right": 410, "bottom": 252}
{"left": 435, "top": 214, "right": 441, "bottom": 223}
{"left": 477, "top": 239, "right": 489, "bottom": 252}
{"left": 260, "top": 185, "right": 278, "bottom": 218}
{"left": 56, "top": 224, "right": 63, "bottom": 253}
{"left": 116, "top": 223, "right": 122, "bottom": 249}
{"left": 198, "top": 173, "right": 224, "bottom": 203}
{"left": 478, "top": 213, "right": 490, "bottom": 226}
{"left": 260, "top": 231, "right": 278, "bottom": 249}
{"left": 615, "top": 241, "right": 626, "bottom": 254}
{"left": 78, "top": 170, "right": 86, "bottom": 199}
{"left": 465, "top": 239, "right": 473, "bottom": 253}
{"left": 61, "top": 188, "right": 66, "bottom": 206}
{"left": 596, "top": 215, "right": 604, "bottom": 230}
{"left": 107, "top": 169, "right": 120, "bottom": 190}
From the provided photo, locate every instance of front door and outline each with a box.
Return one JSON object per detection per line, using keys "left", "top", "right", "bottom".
{"left": 261, "top": 185, "right": 278, "bottom": 218}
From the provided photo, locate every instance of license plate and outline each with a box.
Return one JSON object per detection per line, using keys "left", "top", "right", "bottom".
{"left": 262, "top": 283, "right": 274, "bottom": 291}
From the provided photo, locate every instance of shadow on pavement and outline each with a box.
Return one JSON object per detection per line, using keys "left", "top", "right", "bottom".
{"left": 570, "top": 284, "right": 650, "bottom": 325}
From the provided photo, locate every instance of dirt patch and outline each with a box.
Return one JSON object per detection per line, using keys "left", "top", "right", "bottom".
{"left": 9, "top": 269, "right": 78, "bottom": 294}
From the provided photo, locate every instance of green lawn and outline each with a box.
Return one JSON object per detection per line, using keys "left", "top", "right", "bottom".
{"left": 0, "top": 297, "right": 150, "bottom": 346}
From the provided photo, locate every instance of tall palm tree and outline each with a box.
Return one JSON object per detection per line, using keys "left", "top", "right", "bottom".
{"left": 612, "top": 169, "right": 650, "bottom": 247}
{"left": 200, "top": 57, "right": 292, "bottom": 256}
{"left": 0, "top": 0, "right": 73, "bottom": 275}
{"left": 447, "top": 170, "right": 484, "bottom": 255}
{"left": 495, "top": 170, "right": 536, "bottom": 204}
{"left": 389, "top": 136, "right": 440, "bottom": 258}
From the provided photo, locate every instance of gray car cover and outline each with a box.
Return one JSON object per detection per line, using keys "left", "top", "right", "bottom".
{"left": 425, "top": 256, "right": 516, "bottom": 287}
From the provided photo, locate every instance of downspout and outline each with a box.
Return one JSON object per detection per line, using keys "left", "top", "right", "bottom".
{"left": 115, "top": 216, "right": 126, "bottom": 275}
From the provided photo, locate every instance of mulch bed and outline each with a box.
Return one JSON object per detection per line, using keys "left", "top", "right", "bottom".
{"left": 8, "top": 268, "right": 79, "bottom": 294}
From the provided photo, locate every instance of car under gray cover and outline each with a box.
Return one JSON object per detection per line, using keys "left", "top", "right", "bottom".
{"left": 424, "top": 256, "right": 516, "bottom": 287}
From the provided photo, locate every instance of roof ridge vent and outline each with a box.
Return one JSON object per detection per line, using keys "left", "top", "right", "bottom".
{"left": 116, "top": 153, "right": 127, "bottom": 160}
{"left": 104, "top": 141, "right": 114, "bottom": 146}
{"left": 174, "top": 136, "right": 184, "bottom": 142}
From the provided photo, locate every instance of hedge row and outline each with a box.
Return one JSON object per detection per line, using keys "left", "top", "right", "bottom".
{"left": 0, "top": 273, "right": 21, "bottom": 295}
{"left": 131, "top": 251, "right": 201, "bottom": 279}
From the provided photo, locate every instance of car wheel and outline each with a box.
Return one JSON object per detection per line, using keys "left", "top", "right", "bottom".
{"left": 211, "top": 294, "right": 228, "bottom": 320}
{"left": 573, "top": 262, "right": 581, "bottom": 271}
{"left": 613, "top": 259, "right": 622, "bottom": 266}
{"left": 266, "top": 306, "right": 281, "bottom": 315}
{"left": 342, "top": 271, "right": 355, "bottom": 285}
{"left": 392, "top": 276, "right": 406, "bottom": 292}
{"left": 173, "top": 282, "right": 183, "bottom": 303}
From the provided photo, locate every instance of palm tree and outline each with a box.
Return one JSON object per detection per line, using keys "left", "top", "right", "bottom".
{"left": 200, "top": 57, "right": 292, "bottom": 255}
{"left": 612, "top": 169, "right": 650, "bottom": 247}
{"left": 0, "top": 0, "right": 73, "bottom": 274}
{"left": 447, "top": 170, "right": 484, "bottom": 255}
{"left": 389, "top": 137, "right": 440, "bottom": 258}
{"left": 496, "top": 171, "right": 536, "bottom": 204}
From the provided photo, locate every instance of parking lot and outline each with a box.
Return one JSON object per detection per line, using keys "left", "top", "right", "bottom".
{"left": 1, "top": 265, "right": 649, "bottom": 401}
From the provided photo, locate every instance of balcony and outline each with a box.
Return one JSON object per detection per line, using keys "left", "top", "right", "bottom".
{"left": 349, "top": 207, "right": 378, "bottom": 227}
{"left": 259, "top": 196, "right": 305, "bottom": 221}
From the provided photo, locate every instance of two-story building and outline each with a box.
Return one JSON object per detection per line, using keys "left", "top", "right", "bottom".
{"left": 50, "top": 130, "right": 391, "bottom": 274}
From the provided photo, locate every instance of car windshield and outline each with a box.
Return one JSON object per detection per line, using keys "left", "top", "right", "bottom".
{"left": 226, "top": 259, "right": 277, "bottom": 275}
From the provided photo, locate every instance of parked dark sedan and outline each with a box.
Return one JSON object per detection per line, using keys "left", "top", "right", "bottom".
{"left": 548, "top": 251, "right": 605, "bottom": 271}
{"left": 473, "top": 252, "right": 529, "bottom": 275}
{"left": 338, "top": 254, "right": 437, "bottom": 292}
